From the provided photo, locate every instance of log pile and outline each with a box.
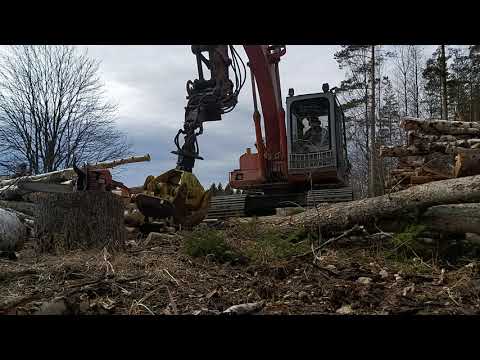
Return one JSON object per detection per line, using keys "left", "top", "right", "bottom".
{"left": 380, "top": 117, "right": 480, "bottom": 191}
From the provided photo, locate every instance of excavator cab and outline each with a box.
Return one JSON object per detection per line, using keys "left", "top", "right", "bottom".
{"left": 286, "top": 86, "right": 349, "bottom": 187}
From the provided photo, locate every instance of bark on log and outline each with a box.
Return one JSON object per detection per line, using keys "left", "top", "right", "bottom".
{"left": 35, "top": 192, "right": 126, "bottom": 253}
{"left": 401, "top": 117, "right": 480, "bottom": 135}
{"left": 420, "top": 203, "right": 480, "bottom": 234}
{"left": 0, "top": 208, "right": 26, "bottom": 254}
{"left": 454, "top": 148, "right": 480, "bottom": 178}
{"left": 291, "top": 175, "right": 480, "bottom": 235}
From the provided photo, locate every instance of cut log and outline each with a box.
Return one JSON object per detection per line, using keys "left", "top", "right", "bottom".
{"left": 408, "top": 132, "right": 479, "bottom": 146}
{"left": 454, "top": 148, "right": 480, "bottom": 178}
{"left": 401, "top": 117, "right": 480, "bottom": 135}
{"left": 381, "top": 143, "right": 470, "bottom": 157}
{"left": 0, "top": 208, "right": 26, "bottom": 254}
{"left": 420, "top": 203, "right": 480, "bottom": 234}
{"left": 422, "top": 152, "right": 455, "bottom": 178}
{"left": 291, "top": 175, "right": 480, "bottom": 235}
{"left": 0, "top": 201, "right": 38, "bottom": 217}
{"left": 0, "top": 184, "right": 28, "bottom": 201}
{"left": 35, "top": 192, "right": 126, "bottom": 253}
{"left": 412, "top": 139, "right": 480, "bottom": 150}
{"left": 0, "top": 170, "right": 76, "bottom": 188}
{"left": 0, "top": 154, "right": 151, "bottom": 188}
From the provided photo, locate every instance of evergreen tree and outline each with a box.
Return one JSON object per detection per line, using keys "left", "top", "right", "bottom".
{"left": 379, "top": 77, "right": 401, "bottom": 146}
{"left": 224, "top": 183, "right": 234, "bottom": 195}
{"left": 216, "top": 183, "right": 223, "bottom": 195}
{"left": 422, "top": 48, "right": 443, "bottom": 118}
{"left": 209, "top": 183, "right": 217, "bottom": 195}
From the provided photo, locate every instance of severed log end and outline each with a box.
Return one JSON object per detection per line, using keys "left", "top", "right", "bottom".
{"left": 454, "top": 148, "right": 480, "bottom": 178}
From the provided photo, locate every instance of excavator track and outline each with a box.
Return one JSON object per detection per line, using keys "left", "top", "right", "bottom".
{"left": 206, "top": 194, "right": 248, "bottom": 219}
{"left": 306, "top": 186, "right": 354, "bottom": 206}
{"left": 206, "top": 186, "right": 353, "bottom": 220}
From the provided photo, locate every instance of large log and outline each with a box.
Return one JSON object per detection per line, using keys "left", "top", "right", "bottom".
{"left": 454, "top": 148, "right": 480, "bottom": 178}
{"left": 401, "top": 117, "right": 480, "bottom": 135}
{"left": 420, "top": 203, "right": 480, "bottom": 234}
{"left": 292, "top": 175, "right": 480, "bottom": 235}
{"left": 0, "top": 208, "right": 26, "bottom": 255}
{"left": 35, "top": 192, "right": 127, "bottom": 253}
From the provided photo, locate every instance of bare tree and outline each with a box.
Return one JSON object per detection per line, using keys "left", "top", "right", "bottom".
{"left": 407, "top": 45, "right": 423, "bottom": 118}
{"left": 393, "top": 46, "right": 412, "bottom": 117}
{"left": 0, "top": 45, "right": 130, "bottom": 175}
{"left": 440, "top": 45, "right": 448, "bottom": 120}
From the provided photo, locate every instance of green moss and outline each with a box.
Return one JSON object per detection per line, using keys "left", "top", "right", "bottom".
{"left": 389, "top": 224, "right": 432, "bottom": 260}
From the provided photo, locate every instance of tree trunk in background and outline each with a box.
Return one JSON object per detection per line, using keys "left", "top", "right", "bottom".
{"left": 368, "top": 46, "right": 376, "bottom": 197}
{"left": 440, "top": 45, "right": 449, "bottom": 120}
{"left": 413, "top": 47, "right": 420, "bottom": 117}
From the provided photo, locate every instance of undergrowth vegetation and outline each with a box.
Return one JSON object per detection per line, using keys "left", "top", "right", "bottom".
{"left": 182, "top": 220, "right": 310, "bottom": 264}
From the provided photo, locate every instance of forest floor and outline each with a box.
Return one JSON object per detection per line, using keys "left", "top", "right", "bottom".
{"left": 1, "top": 216, "right": 480, "bottom": 315}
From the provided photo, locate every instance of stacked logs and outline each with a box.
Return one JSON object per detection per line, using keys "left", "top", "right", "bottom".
{"left": 380, "top": 117, "right": 480, "bottom": 191}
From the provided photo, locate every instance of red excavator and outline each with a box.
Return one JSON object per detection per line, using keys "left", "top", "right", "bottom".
{"left": 172, "top": 45, "right": 352, "bottom": 219}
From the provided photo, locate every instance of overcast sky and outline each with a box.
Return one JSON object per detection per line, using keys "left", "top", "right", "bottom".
{"left": 79, "top": 45, "right": 439, "bottom": 187}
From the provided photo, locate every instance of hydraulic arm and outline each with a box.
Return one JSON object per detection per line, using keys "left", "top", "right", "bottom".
{"left": 172, "top": 45, "right": 287, "bottom": 181}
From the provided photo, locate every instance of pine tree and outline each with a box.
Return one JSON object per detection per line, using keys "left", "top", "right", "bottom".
{"left": 224, "top": 183, "right": 233, "bottom": 195}
{"left": 209, "top": 183, "right": 217, "bottom": 195}
{"left": 379, "top": 77, "right": 401, "bottom": 146}
{"left": 422, "top": 49, "right": 443, "bottom": 118}
{"left": 216, "top": 183, "right": 223, "bottom": 195}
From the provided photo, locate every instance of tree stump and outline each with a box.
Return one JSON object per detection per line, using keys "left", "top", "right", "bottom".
{"left": 35, "top": 192, "right": 126, "bottom": 253}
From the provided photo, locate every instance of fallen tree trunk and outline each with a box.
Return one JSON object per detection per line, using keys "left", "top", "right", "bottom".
{"left": 420, "top": 203, "right": 480, "bottom": 234}
{"left": 454, "top": 148, "right": 480, "bottom": 178}
{"left": 401, "top": 117, "right": 480, "bottom": 135}
{"left": 292, "top": 175, "right": 480, "bottom": 235}
{"left": 0, "top": 208, "right": 26, "bottom": 254}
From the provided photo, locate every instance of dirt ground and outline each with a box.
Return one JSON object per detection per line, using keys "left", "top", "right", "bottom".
{"left": 1, "top": 217, "right": 480, "bottom": 315}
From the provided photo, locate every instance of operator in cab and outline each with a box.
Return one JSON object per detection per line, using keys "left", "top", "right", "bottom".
{"left": 304, "top": 116, "right": 328, "bottom": 151}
